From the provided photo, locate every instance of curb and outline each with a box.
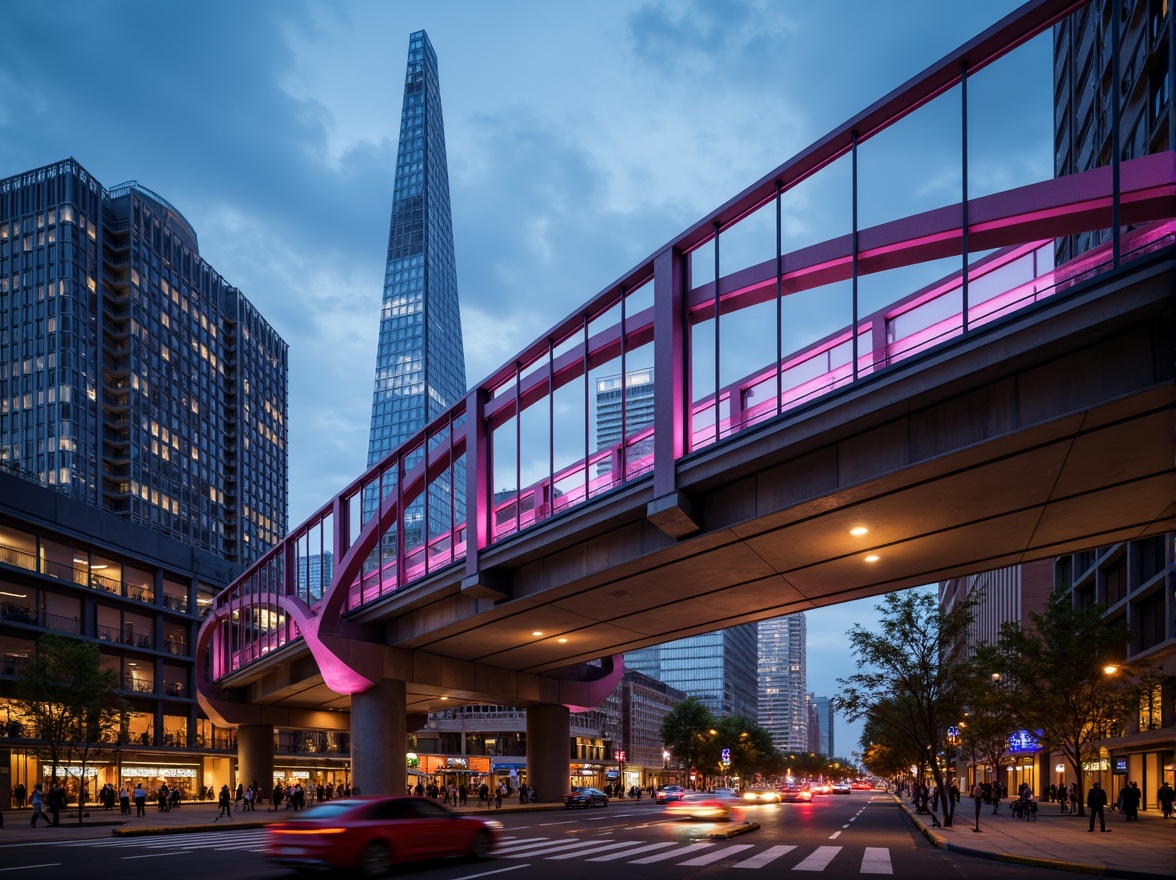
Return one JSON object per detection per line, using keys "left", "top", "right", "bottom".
{"left": 895, "top": 797, "right": 1170, "bottom": 880}
{"left": 112, "top": 819, "right": 272, "bottom": 837}
{"left": 708, "top": 821, "right": 761, "bottom": 839}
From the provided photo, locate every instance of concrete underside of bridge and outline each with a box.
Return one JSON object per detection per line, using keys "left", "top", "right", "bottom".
{"left": 227, "top": 249, "right": 1174, "bottom": 718}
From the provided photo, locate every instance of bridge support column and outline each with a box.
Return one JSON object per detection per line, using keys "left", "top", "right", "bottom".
{"left": 237, "top": 724, "right": 275, "bottom": 804}
{"left": 351, "top": 679, "right": 408, "bottom": 797}
{"left": 527, "top": 704, "right": 570, "bottom": 804}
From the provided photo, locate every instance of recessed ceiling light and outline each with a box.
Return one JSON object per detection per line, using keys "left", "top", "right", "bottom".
{"left": 865, "top": 555, "right": 880, "bottom": 563}
{"left": 440, "top": 696, "right": 449, "bottom": 701}
{"left": 532, "top": 631, "right": 543, "bottom": 637}
{"left": 850, "top": 527, "right": 868, "bottom": 536}
{"left": 557, "top": 638, "right": 568, "bottom": 644}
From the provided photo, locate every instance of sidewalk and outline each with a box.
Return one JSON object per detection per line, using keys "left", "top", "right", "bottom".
{"left": 899, "top": 796, "right": 1176, "bottom": 879}
{"left": 0, "top": 799, "right": 562, "bottom": 844}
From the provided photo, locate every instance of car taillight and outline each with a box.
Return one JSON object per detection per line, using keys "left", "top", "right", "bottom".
{"left": 273, "top": 827, "right": 347, "bottom": 835}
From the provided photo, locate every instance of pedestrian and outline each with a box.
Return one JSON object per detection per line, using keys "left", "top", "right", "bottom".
{"left": 119, "top": 785, "right": 130, "bottom": 815}
{"left": 991, "top": 780, "right": 1002, "bottom": 815}
{"left": 244, "top": 783, "right": 256, "bottom": 811}
{"left": 1087, "top": 781, "right": 1111, "bottom": 832}
{"left": 459, "top": 783, "right": 467, "bottom": 806}
{"left": 157, "top": 782, "right": 170, "bottom": 812}
{"left": 1122, "top": 781, "right": 1141, "bottom": 821}
{"left": 479, "top": 782, "right": 489, "bottom": 807}
{"left": 235, "top": 783, "right": 244, "bottom": 811}
{"left": 29, "top": 783, "right": 47, "bottom": 827}
{"left": 134, "top": 783, "right": 147, "bottom": 816}
{"left": 1158, "top": 781, "right": 1174, "bottom": 819}
{"left": 216, "top": 784, "right": 233, "bottom": 820}
{"left": 271, "top": 781, "right": 284, "bottom": 811}
{"left": 47, "top": 780, "right": 65, "bottom": 826}
{"left": 495, "top": 783, "right": 504, "bottom": 809}
{"left": 1069, "top": 783, "right": 1079, "bottom": 814}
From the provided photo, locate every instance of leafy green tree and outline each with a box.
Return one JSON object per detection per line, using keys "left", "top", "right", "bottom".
{"left": 961, "top": 644, "right": 1021, "bottom": 784}
{"left": 992, "top": 588, "right": 1149, "bottom": 817}
{"left": 835, "top": 589, "right": 980, "bottom": 827}
{"left": 711, "top": 715, "right": 780, "bottom": 783}
{"left": 660, "top": 696, "right": 716, "bottom": 784}
{"left": 13, "top": 634, "right": 128, "bottom": 823}
{"left": 858, "top": 710, "right": 924, "bottom": 782}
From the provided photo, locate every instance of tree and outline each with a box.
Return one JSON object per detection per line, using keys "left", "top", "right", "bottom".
{"left": 962, "top": 644, "right": 1021, "bottom": 786}
{"left": 13, "top": 634, "right": 128, "bottom": 824}
{"left": 834, "top": 588, "right": 980, "bottom": 827}
{"left": 993, "top": 588, "right": 1147, "bottom": 817}
{"left": 661, "top": 696, "right": 716, "bottom": 785}
{"left": 711, "top": 715, "right": 780, "bottom": 783}
{"left": 859, "top": 710, "right": 925, "bottom": 782}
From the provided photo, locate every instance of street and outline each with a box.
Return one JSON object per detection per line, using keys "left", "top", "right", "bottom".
{"left": 0, "top": 792, "right": 1068, "bottom": 879}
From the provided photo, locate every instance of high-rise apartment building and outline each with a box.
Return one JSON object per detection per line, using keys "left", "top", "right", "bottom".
{"left": 1053, "top": 0, "right": 1172, "bottom": 262}
{"left": 595, "top": 368, "right": 655, "bottom": 474}
{"left": 0, "top": 160, "right": 287, "bottom": 566}
{"left": 368, "top": 30, "right": 466, "bottom": 467}
{"left": 0, "top": 158, "right": 300, "bottom": 808}
{"left": 757, "top": 614, "right": 807, "bottom": 752}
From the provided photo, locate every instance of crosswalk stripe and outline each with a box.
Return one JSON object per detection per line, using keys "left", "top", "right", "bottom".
{"left": 631, "top": 842, "right": 716, "bottom": 864}
{"left": 860, "top": 847, "right": 893, "bottom": 874}
{"left": 679, "top": 844, "right": 754, "bottom": 865}
{"left": 492, "top": 839, "right": 555, "bottom": 853}
{"left": 734, "top": 844, "right": 797, "bottom": 868}
{"left": 500, "top": 840, "right": 600, "bottom": 858}
{"left": 793, "top": 845, "right": 842, "bottom": 871}
{"left": 586, "top": 841, "right": 678, "bottom": 861}
{"left": 545, "top": 840, "right": 647, "bottom": 860}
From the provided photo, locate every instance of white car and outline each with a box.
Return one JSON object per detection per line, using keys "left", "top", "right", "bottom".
{"left": 831, "top": 781, "right": 853, "bottom": 795}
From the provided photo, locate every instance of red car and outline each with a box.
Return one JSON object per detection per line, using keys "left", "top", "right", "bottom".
{"left": 265, "top": 796, "right": 501, "bottom": 877}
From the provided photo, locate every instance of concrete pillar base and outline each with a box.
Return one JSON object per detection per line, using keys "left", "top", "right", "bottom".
{"left": 237, "top": 724, "right": 275, "bottom": 804}
{"left": 351, "top": 679, "right": 408, "bottom": 796}
{"left": 527, "top": 704, "right": 570, "bottom": 803}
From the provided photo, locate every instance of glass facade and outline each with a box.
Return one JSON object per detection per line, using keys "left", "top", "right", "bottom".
{"left": 0, "top": 160, "right": 287, "bottom": 566}
{"left": 625, "top": 625, "right": 758, "bottom": 720}
{"left": 366, "top": 30, "right": 466, "bottom": 544}
{"left": 757, "top": 614, "right": 808, "bottom": 752}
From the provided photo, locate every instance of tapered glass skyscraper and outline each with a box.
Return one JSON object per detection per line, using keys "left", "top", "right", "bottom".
{"left": 367, "top": 31, "right": 466, "bottom": 540}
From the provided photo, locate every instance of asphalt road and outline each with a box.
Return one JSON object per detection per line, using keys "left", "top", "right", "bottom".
{"left": 0, "top": 792, "right": 1069, "bottom": 879}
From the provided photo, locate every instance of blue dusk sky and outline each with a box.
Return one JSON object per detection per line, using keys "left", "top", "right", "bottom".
{"left": 2, "top": 0, "right": 1047, "bottom": 758}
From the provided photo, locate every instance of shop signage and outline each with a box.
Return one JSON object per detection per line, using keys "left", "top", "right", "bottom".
{"left": 42, "top": 764, "right": 97, "bottom": 777}
{"left": 1112, "top": 758, "right": 1128, "bottom": 774}
{"left": 120, "top": 766, "right": 198, "bottom": 778}
{"left": 1007, "top": 730, "right": 1039, "bottom": 753}
{"left": 1081, "top": 759, "right": 1109, "bottom": 772}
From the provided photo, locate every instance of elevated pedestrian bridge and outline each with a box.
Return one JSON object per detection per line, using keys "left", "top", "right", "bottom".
{"left": 196, "top": 0, "right": 1175, "bottom": 799}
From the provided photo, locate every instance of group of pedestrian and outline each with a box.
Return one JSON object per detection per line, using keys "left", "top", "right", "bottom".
{"left": 28, "top": 781, "right": 66, "bottom": 827}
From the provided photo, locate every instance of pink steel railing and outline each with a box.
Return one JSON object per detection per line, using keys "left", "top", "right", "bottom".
{"left": 203, "top": 0, "right": 1176, "bottom": 686}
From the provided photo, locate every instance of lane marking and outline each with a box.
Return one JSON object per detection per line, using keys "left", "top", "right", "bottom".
{"left": 545, "top": 840, "right": 646, "bottom": 860}
{"left": 587, "top": 842, "right": 678, "bottom": 861}
{"left": 632, "top": 842, "right": 716, "bottom": 864}
{"left": 453, "top": 865, "right": 531, "bottom": 880}
{"left": 679, "top": 844, "right": 754, "bottom": 866}
{"left": 829, "top": 831, "right": 842, "bottom": 839}
{"left": 0, "top": 865, "right": 62, "bottom": 872}
{"left": 734, "top": 844, "right": 797, "bottom": 869}
{"left": 861, "top": 846, "right": 893, "bottom": 874}
{"left": 793, "top": 845, "right": 842, "bottom": 871}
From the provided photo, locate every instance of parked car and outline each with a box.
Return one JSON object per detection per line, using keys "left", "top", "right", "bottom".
{"left": 564, "top": 786, "right": 609, "bottom": 808}
{"left": 740, "top": 786, "right": 782, "bottom": 804}
{"left": 778, "top": 784, "right": 813, "bottom": 803}
{"left": 831, "top": 781, "right": 853, "bottom": 795}
{"left": 656, "top": 785, "right": 687, "bottom": 803}
{"left": 264, "top": 796, "right": 500, "bottom": 877}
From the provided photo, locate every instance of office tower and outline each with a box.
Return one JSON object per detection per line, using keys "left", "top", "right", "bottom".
{"left": 0, "top": 160, "right": 287, "bottom": 566}
{"left": 624, "top": 627, "right": 758, "bottom": 720}
{"left": 806, "top": 696, "right": 821, "bottom": 754}
{"left": 595, "top": 368, "right": 655, "bottom": 474}
{"left": 757, "top": 613, "right": 807, "bottom": 752}
{"left": 1053, "top": 0, "right": 1171, "bottom": 263}
{"left": 367, "top": 30, "right": 466, "bottom": 472}
{"left": 814, "top": 694, "right": 834, "bottom": 758}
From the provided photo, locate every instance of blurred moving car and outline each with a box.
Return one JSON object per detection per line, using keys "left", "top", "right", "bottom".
{"left": 264, "top": 796, "right": 500, "bottom": 877}
{"left": 740, "top": 786, "right": 782, "bottom": 804}
{"left": 831, "top": 782, "right": 853, "bottom": 795}
{"left": 666, "top": 790, "right": 745, "bottom": 821}
{"left": 564, "top": 786, "right": 609, "bottom": 808}
{"left": 655, "top": 785, "right": 687, "bottom": 804}
{"left": 809, "top": 783, "right": 831, "bottom": 796}
{"left": 778, "top": 784, "right": 813, "bottom": 803}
